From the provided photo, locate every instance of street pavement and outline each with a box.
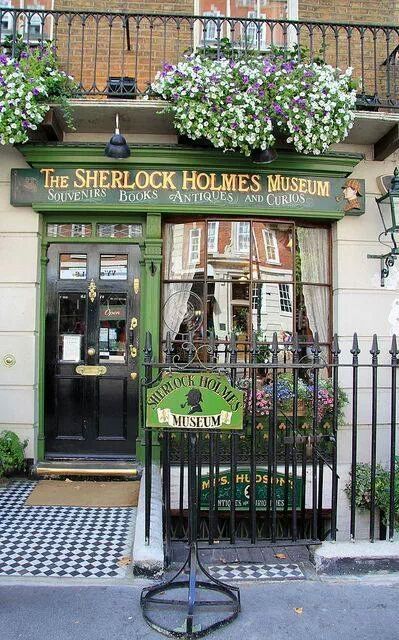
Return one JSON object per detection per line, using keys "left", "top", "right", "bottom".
{"left": 1, "top": 574, "right": 398, "bottom": 640}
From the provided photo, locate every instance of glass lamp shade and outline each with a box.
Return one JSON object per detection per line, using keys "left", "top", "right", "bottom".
{"left": 376, "top": 168, "right": 399, "bottom": 238}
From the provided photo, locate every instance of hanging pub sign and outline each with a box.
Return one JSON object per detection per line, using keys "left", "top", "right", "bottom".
{"left": 200, "top": 467, "right": 303, "bottom": 511}
{"left": 146, "top": 373, "right": 244, "bottom": 431}
{"left": 10, "top": 167, "right": 365, "bottom": 216}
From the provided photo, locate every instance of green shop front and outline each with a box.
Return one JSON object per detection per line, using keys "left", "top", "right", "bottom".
{"left": 11, "top": 145, "right": 363, "bottom": 466}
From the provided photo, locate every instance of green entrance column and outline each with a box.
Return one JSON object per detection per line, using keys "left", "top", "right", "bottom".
{"left": 136, "top": 212, "right": 162, "bottom": 463}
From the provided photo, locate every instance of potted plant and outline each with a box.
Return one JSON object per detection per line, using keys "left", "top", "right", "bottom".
{"left": 0, "top": 38, "right": 77, "bottom": 146}
{"left": 152, "top": 45, "right": 357, "bottom": 158}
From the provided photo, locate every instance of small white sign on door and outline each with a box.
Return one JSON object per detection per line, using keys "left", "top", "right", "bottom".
{"left": 62, "top": 334, "right": 82, "bottom": 362}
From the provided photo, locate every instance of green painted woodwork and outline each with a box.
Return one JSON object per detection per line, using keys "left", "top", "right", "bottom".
{"left": 18, "top": 144, "right": 363, "bottom": 177}
{"left": 37, "top": 233, "right": 48, "bottom": 461}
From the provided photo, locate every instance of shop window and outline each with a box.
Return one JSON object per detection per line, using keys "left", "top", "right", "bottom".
{"left": 163, "top": 220, "right": 330, "bottom": 362}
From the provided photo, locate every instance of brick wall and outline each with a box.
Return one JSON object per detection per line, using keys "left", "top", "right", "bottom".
{"left": 53, "top": 1, "right": 194, "bottom": 96}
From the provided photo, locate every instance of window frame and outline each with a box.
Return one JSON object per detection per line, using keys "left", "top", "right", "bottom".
{"left": 188, "top": 227, "right": 201, "bottom": 265}
{"left": 207, "top": 221, "right": 219, "bottom": 254}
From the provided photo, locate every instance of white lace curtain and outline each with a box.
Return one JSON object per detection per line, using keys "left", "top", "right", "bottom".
{"left": 163, "top": 224, "right": 196, "bottom": 341}
{"left": 296, "top": 227, "right": 329, "bottom": 347}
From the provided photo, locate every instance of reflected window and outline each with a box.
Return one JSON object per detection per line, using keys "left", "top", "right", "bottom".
{"left": 279, "top": 284, "right": 292, "bottom": 313}
{"left": 60, "top": 254, "right": 87, "bottom": 280}
{"left": 207, "top": 221, "right": 219, "bottom": 253}
{"left": 58, "top": 293, "right": 86, "bottom": 362}
{"left": 263, "top": 228, "right": 280, "bottom": 264}
{"left": 189, "top": 228, "right": 201, "bottom": 265}
{"left": 99, "top": 294, "right": 127, "bottom": 363}
{"left": 100, "top": 254, "right": 128, "bottom": 280}
{"left": 234, "top": 222, "right": 250, "bottom": 253}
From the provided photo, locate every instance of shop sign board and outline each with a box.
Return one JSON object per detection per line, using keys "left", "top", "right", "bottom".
{"left": 200, "top": 467, "right": 303, "bottom": 511}
{"left": 10, "top": 167, "right": 365, "bottom": 215}
{"left": 146, "top": 372, "right": 244, "bottom": 431}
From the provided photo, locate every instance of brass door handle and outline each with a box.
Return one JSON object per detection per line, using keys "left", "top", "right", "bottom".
{"left": 87, "top": 347, "right": 96, "bottom": 357}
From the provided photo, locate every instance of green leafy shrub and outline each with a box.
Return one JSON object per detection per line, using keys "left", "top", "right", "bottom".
{"left": 0, "top": 430, "right": 27, "bottom": 478}
{"left": 345, "top": 460, "right": 399, "bottom": 530}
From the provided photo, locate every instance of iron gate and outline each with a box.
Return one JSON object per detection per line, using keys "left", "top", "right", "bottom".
{"left": 142, "top": 331, "right": 399, "bottom": 559}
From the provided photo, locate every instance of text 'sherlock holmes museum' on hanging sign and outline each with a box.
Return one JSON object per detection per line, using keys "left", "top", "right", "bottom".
{"left": 11, "top": 168, "right": 365, "bottom": 215}
{"left": 146, "top": 373, "right": 244, "bottom": 431}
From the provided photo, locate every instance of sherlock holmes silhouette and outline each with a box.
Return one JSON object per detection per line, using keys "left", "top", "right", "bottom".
{"left": 181, "top": 388, "right": 203, "bottom": 414}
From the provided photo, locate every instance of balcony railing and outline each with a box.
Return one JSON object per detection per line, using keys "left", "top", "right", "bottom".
{"left": 1, "top": 8, "right": 399, "bottom": 109}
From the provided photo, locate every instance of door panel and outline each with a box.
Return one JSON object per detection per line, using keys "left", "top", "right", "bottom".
{"left": 45, "top": 243, "right": 140, "bottom": 458}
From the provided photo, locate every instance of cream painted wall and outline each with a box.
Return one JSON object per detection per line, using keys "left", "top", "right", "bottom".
{"left": 0, "top": 146, "right": 40, "bottom": 460}
{"left": 332, "top": 149, "right": 399, "bottom": 540}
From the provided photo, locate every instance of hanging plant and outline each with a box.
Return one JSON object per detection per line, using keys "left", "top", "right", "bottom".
{"left": 152, "top": 47, "right": 357, "bottom": 157}
{"left": 0, "top": 39, "right": 77, "bottom": 145}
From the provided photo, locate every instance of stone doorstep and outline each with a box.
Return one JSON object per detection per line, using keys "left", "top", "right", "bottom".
{"left": 131, "top": 465, "right": 164, "bottom": 578}
{"left": 312, "top": 541, "right": 399, "bottom": 575}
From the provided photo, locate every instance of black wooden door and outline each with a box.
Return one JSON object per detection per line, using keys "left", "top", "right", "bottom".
{"left": 45, "top": 244, "right": 140, "bottom": 458}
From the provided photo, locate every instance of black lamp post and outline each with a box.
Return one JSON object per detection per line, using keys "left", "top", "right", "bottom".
{"left": 368, "top": 167, "right": 399, "bottom": 286}
{"left": 104, "top": 113, "right": 131, "bottom": 159}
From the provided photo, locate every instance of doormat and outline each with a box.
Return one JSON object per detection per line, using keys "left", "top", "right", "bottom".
{"left": 25, "top": 480, "right": 140, "bottom": 507}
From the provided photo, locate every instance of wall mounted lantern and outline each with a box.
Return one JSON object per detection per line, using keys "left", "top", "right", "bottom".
{"left": 104, "top": 113, "right": 131, "bottom": 159}
{"left": 368, "top": 167, "right": 399, "bottom": 286}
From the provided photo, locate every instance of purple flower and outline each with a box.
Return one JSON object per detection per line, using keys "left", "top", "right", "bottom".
{"left": 304, "top": 70, "right": 314, "bottom": 78}
{"left": 231, "top": 122, "right": 238, "bottom": 129}
{"left": 229, "top": 60, "right": 236, "bottom": 69}
{"left": 282, "top": 61, "right": 295, "bottom": 72}
{"left": 263, "top": 61, "right": 276, "bottom": 74}
{"left": 193, "top": 65, "right": 201, "bottom": 72}
{"left": 22, "top": 120, "right": 30, "bottom": 129}
{"left": 0, "top": 54, "right": 8, "bottom": 64}
{"left": 272, "top": 103, "right": 284, "bottom": 115}
{"left": 32, "top": 88, "right": 40, "bottom": 96}
{"left": 20, "top": 51, "right": 28, "bottom": 59}
{"left": 242, "top": 74, "right": 249, "bottom": 84}
{"left": 258, "top": 89, "right": 265, "bottom": 98}
{"left": 226, "top": 96, "right": 232, "bottom": 104}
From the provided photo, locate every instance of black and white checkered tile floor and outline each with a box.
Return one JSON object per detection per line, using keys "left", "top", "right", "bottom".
{"left": 0, "top": 482, "right": 136, "bottom": 579}
{"left": 207, "top": 562, "right": 305, "bottom": 581}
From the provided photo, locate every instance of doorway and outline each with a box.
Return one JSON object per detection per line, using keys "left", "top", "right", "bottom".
{"left": 44, "top": 244, "right": 140, "bottom": 458}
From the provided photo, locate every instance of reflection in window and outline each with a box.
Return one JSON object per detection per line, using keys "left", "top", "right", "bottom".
{"left": 263, "top": 228, "right": 279, "bottom": 263}
{"left": 207, "top": 221, "right": 219, "bottom": 253}
{"left": 252, "top": 283, "right": 293, "bottom": 342}
{"left": 58, "top": 293, "right": 86, "bottom": 362}
{"left": 100, "top": 254, "right": 128, "bottom": 280}
{"left": 164, "top": 222, "right": 206, "bottom": 280}
{"left": 279, "top": 284, "right": 292, "bottom": 313}
{"left": 48, "top": 224, "right": 92, "bottom": 238}
{"left": 163, "top": 283, "right": 204, "bottom": 341}
{"left": 252, "top": 222, "right": 292, "bottom": 280}
{"left": 59, "top": 254, "right": 87, "bottom": 280}
{"left": 97, "top": 223, "right": 142, "bottom": 238}
{"left": 234, "top": 221, "right": 250, "bottom": 253}
{"left": 189, "top": 228, "right": 201, "bottom": 265}
{"left": 99, "top": 294, "right": 127, "bottom": 363}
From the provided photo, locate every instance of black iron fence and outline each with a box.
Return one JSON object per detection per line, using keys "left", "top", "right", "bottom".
{"left": 143, "top": 331, "right": 399, "bottom": 559}
{"left": 1, "top": 8, "right": 399, "bottom": 109}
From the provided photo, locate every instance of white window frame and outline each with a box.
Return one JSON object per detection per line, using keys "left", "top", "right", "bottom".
{"left": 207, "top": 221, "right": 219, "bottom": 254}
{"left": 202, "top": 10, "right": 221, "bottom": 43}
{"left": 279, "top": 283, "right": 292, "bottom": 313}
{"left": 263, "top": 228, "right": 280, "bottom": 264}
{"left": 234, "top": 221, "right": 250, "bottom": 254}
{"left": 0, "top": 1, "right": 12, "bottom": 36}
{"left": 25, "top": 5, "right": 44, "bottom": 41}
{"left": 189, "top": 227, "right": 201, "bottom": 265}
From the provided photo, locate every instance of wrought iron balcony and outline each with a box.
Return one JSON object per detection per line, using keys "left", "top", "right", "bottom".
{"left": 1, "top": 8, "right": 399, "bottom": 110}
